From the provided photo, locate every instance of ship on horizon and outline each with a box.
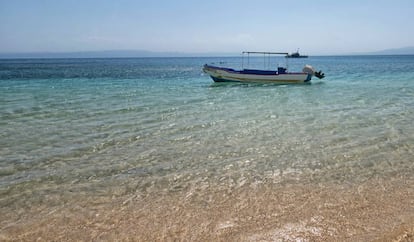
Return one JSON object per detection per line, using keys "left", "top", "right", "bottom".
{"left": 286, "top": 49, "right": 308, "bottom": 58}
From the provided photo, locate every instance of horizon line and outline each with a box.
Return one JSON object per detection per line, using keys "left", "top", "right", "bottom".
{"left": 1, "top": 49, "right": 414, "bottom": 59}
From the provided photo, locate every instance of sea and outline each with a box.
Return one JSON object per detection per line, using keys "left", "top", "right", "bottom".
{"left": 1, "top": 55, "right": 414, "bottom": 240}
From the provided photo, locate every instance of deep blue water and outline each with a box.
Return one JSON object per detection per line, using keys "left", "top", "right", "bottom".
{"left": 1, "top": 56, "right": 414, "bottom": 206}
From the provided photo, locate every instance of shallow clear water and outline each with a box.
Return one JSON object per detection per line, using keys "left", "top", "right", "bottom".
{"left": 1, "top": 56, "right": 414, "bottom": 228}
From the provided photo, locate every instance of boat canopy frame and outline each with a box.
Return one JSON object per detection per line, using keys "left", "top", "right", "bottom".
{"left": 241, "top": 51, "right": 290, "bottom": 71}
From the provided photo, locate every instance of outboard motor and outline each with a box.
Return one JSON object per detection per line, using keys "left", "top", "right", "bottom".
{"left": 302, "top": 65, "right": 315, "bottom": 75}
{"left": 314, "top": 70, "right": 325, "bottom": 79}
{"left": 302, "top": 65, "right": 325, "bottom": 79}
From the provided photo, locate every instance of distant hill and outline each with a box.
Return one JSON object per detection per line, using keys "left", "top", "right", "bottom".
{"left": 3, "top": 47, "right": 413, "bottom": 58}
{"left": 370, "top": 46, "right": 414, "bottom": 55}
{"left": 0, "top": 50, "right": 237, "bottom": 59}
{"left": 0, "top": 50, "right": 145, "bottom": 58}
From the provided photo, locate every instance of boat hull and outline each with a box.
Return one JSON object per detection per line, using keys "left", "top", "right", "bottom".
{"left": 203, "top": 65, "right": 312, "bottom": 84}
{"left": 286, "top": 56, "right": 308, "bottom": 58}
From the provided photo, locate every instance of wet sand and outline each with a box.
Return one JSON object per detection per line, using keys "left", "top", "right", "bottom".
{"left": 1, "top": 174, "right": 414, "bottom": 241}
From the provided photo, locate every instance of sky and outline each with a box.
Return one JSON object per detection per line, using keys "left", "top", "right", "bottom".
{"left": 0, "top": 0, "right": 413, "bottom": 55}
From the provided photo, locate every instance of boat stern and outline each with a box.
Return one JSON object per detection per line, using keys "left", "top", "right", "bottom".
{"left": 302, "top": 65, "right": 325, "bottom": 79}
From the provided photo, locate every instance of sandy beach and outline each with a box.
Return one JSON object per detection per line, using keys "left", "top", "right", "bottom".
{"left": 1, "top": 173, "right": 413, "bottom": 241}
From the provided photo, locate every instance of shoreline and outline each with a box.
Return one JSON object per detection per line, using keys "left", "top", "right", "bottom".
{"left": 1, "top": 175, "right": 414, "bottom": 241}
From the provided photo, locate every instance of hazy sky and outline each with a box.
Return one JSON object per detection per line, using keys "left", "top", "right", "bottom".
{"left": 1, "top": 0, "right": 413, "bottom": 55}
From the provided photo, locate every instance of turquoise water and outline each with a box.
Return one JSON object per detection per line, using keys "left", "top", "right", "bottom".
{"left": 1, "top": 56, "right": 414, "bottom": 207}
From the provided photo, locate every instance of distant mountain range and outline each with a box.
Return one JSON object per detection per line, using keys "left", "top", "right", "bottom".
{"left": 0, "top": 50, "right": 237, "bottom": 58}
{"left": 1, "top": 47, "right": 414, "bottom": 58}
{"left": 366, "top": 46, "right": 414, "bottom": 55}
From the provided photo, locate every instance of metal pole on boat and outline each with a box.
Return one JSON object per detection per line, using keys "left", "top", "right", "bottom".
{"left": 285, "top": 54, "right": 289, "bottom": 71}
{"left": 242, "top": 52, "right": 244, "bottom": 69}
{"left": 247, "top": 52, "right": 250, "bottom": 68}
{"left": 268, "top": 53, "right": 271, "bottom": 70}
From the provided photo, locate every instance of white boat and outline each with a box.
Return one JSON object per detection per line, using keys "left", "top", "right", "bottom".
{"left": 203, "top": 51, "right": 324, "bottom": 84}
